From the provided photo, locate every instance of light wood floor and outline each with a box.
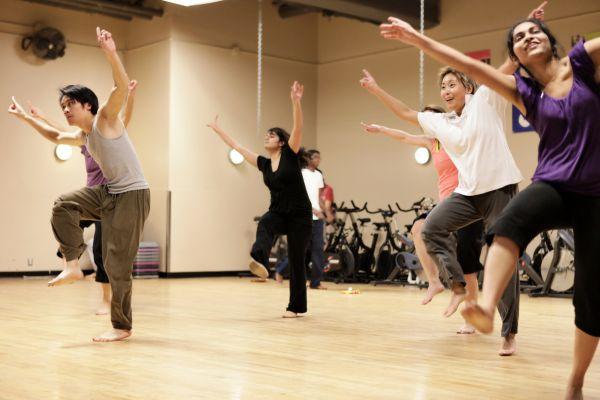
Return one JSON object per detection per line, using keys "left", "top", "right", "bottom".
{"left": 0, "top": 277, "right": 598, "bottom": 400}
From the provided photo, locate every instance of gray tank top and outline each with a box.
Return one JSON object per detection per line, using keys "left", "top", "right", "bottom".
{"left": 86, "top": 118, "right": 149, "bottom": 194}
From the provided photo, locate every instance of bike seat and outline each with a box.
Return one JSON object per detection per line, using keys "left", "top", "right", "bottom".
{"left": 358, "top": 218, "right": 371, "bottom": 224}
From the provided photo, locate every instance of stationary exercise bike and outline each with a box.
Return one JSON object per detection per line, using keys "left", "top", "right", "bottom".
{"left": 520, "top": 229, "right": 575, "bottom": 298}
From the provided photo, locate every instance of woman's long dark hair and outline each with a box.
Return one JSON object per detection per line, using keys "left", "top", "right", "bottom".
{"left": 506, "top": 18, "right": 561, "bottom": 81}
{"left": 268, "top": 127, "right": 290, "bottom": 145}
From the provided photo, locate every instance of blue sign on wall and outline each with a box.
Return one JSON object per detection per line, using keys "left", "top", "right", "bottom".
{"left": 512, "top": 106, "right": 534, "bottom": 133}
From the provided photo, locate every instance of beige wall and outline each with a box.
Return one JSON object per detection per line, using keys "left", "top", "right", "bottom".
{"left": 125, "top": 40, "right": 171, "bottom": 271}
{"left": 0, "top": 0, "right": 317, "bottom": 272}
{"left": 0, "top": 0, "right": 598, "bottom": 272}
{"left": 316, "top": 1, "right": 600, "bottom": 227}
{"left": 168, "top": 40, "right": 317, "bottom": 272}
{"left": 0, "top": 30, "right": 114, "bottom": 270}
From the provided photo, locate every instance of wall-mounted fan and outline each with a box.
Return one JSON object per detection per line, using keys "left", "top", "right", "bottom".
{"left": 21, "top": 27, "right": 66, "bottom": 60}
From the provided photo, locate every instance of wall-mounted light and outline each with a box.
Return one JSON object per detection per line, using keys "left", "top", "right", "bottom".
{"left": 414, "top": 147, "right": 430, "bottom": 165}
{"left": 229, "top": 149, "right": 244, "bottom": 165}
{"left": 55, "top": 144, "right": 72, "bottom": 161}
{"left": 163, "top": 0, "right": 223, "bottom": 6}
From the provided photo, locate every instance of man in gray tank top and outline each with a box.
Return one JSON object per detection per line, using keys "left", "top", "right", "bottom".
{"left": 8, "top": 27, "right": 150, "bottom": 342}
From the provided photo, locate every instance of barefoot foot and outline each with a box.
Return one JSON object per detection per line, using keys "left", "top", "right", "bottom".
{"left": 460, "top": 303, "right": 494, "bottom": 334}
{"left": 457, "top": 323, "right": 476, "bottom": 334}
{"left": 565, "top": 385, "right": 583, "bottom": 400}
{"left": 282, "top": 311, "right": 305, "bottom": 318}
{"left": 95, "top": 301, "right": 110, "bottom": 315}
{"left": 275, "top": 272, "right": 284, "bottom": 284}
{"left": 443, "top": 291, "right": 466, "bottom": 317}
{"left": 92, "top": 329, "right": 131, "bottom": 342}
{"left": 421, "top": 282, "right": 445, "bottom": 305}
{"left": 249, "top": 259, "right": 269, "bottom": 279}
{"left": 309, "top": 284, "right": 328, "bottom": 290}
{"left": 499, "top": 334, "right": 517, "bottom": 356}
{"left": 48, "top": 268, "right": 84, "bottom": 287}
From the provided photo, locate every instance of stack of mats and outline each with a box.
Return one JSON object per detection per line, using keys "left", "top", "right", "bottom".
{"left": 133, "top": 242, "right": 160, "bottom": 278}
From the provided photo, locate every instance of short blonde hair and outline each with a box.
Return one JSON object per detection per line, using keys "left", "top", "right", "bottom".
{"left": 438, "top": 67, "right": 478, "bottom": 94}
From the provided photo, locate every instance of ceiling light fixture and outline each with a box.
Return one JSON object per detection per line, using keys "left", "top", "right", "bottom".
{"left": 163, "top": 0, "right": 224, "bottom": 6}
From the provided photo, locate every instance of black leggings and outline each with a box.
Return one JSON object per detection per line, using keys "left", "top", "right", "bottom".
{"left": 251, "top": 209, "right": 312, "bottom": 313}
{"left": 56, "top": 221, "right": 108, "bottom": 284}
{"left": 489, "top": 181, "right": 600, "bottom": 337}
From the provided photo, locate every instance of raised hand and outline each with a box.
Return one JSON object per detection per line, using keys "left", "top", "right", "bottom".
{"left": 361, "top": 122, "right": 384, "bottom": 134}
{"left": 206, "top": 115, "right": 221, "bottom": 132}
{"left": 27, "top": 101, "right": 45, "bottom": 119}
{"left": 290, "top": 81, "right": 304, "bottom": 102}
{"left": 379, "top": 17, "right": 420, "bottom": 45}
{"left": 128, "top": 79, "right": 138, "bottom": 93}
{"left": 8, "top": 96, "right": 28, "bottom": 119}
{"left": 359, "top": 69, "right": 380, "bottom": 93}
{"left": 96, "top": 26, "right": 117, "bottom": 53}
{"left": 528, "top": 1, "right": 547, "bottom": 21}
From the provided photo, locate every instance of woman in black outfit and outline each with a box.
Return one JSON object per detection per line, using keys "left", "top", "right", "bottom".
{"left": 207, "top": 81, "right": 312, "bottom": 318}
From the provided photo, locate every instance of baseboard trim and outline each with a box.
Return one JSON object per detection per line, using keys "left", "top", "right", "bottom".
{"left": 0, "top": 269, "right": 95, "bottom": 278}
{"left": 159, "top": 271, "right": 249, "bottom": 278}
{"left": 0, "top": 270, "right": 249, "bottom": 279}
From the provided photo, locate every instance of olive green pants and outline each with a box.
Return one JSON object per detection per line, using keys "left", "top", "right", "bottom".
{"left": 51, "top": 186, "right": 150, "bottom": 330}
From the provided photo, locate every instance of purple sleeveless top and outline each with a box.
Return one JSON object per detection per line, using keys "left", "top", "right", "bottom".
{"left": 81, "top": 145, "right": 108, "bottom": 187}
{"left": 514, "top": 40, "right": 600, "bottom": 195}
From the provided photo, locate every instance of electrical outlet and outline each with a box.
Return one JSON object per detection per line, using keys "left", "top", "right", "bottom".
{"left": 27, "top": 258, "right": 33, "bottom": 267}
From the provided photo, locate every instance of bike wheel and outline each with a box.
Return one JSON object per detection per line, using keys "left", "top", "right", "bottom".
{"left": 541, "top": 238, "right": 575, "bottom": 293}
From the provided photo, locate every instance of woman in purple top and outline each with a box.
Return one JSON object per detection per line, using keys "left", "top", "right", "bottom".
{"left": 376, "top": 12, "right": 599, "bottom": 400}
{"left": 79, "top": 145, "right": 110, "bottom": 313}
{"left": 25, "top": 80, "right": 138, "bottom": 315}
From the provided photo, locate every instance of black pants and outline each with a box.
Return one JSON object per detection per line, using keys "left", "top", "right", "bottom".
{"left": 489, "top": 181, "right": 600, "bottom": 337}
{"left": 308, "top": 219, "right": 326, "bottom": 288}
{"left": 251, "top": 209, "right": 312, "bottom": 313}
{"left": 56, "top": 220, "right": 108, "bottom": 284}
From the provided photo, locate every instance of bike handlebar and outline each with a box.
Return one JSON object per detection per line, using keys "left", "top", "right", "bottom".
{"left": 396, "top": 197, "right": 428, "bottom": 213}
{"left": 336, "top": 201, "right": 367, "bottom": 213}
{"left": 365, "top": 205, "right": 396, "bottom": 216}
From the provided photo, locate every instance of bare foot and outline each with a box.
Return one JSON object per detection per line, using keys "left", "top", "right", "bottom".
{"left": 443, "top": 291, "right": 466, "bottom": 317}
{"left": 48, "top": 268, "right": 84, "bottom": 287}
{"left": 275, "top": 272, "right": 284, "bottom": 284}
{"left": 282, "top": 311, "right": 304, "bottom": 318}
{"left": 565, "top": 385, "right": 583, "bottom": 400}
{"left": 499, "top": 334, "right": 517, "bottom": 356}
{"left": 421, "top": 281, "right": 444, "bottom": 305}
{"left": 461, "top": 303, "right": 494, "bottom": 334}
{"left": 95, "top": 301, "right": 110, "bottom": 315}
{"left": 310, "top": 284, "right": 328, "bottom": 290}
{"left": 249, "top": 259, "right": 269, "bottom": 279}
{"left": 92, "top": 329, "right": 131, "bottom": 342}
{"left": 457, "top": 323, "right": 476, "bottom": 334}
